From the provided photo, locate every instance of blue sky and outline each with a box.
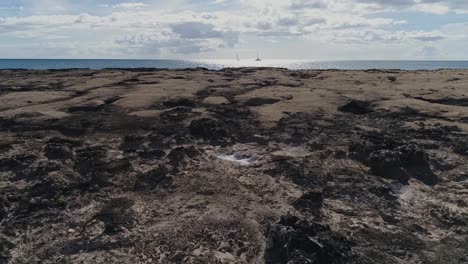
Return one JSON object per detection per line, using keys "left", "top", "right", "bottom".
{"left": 0, "top": 0, "right": 467, "bottom": 59}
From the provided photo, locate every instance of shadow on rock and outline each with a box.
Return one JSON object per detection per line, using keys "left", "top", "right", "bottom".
{"left": 120, "top": 134, "right": 145, "bottom": 153}
{"left": 293, "top": 191, "right": 323, "bottom": 217}
{"left": 244, "top": 97, "right": 280, "bottom": 107}
{"left": 134, "top": 165, "right": 171, "bottom": 192}
{"left": 265, "top": 215, "right": 356, "bottom": 264}
{"left": 92, "top": 197, "right": 135, "bottom": 235}
{"left": 189, "top": 118, "right": 228, "bottom": 143}
{"left": 338, "top": 100, "right": 373, "bottom": 115}
{"left": 162, "top": 97, "right": 196, "bottom": 108}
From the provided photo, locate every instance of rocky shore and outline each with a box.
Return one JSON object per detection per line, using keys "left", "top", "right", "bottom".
{"left": 0, "top": 68, "right": 467, "bottom": 263}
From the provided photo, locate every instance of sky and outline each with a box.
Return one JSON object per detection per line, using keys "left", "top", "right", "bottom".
{"left": 0, "top": 0, "right": 467, "bottom": 60}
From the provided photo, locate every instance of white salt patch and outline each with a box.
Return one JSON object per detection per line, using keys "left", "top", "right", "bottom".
{"left": 216, "top": 154, "right": 253, "bottom": 166}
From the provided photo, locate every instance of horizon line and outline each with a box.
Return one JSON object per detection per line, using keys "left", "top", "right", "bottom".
{"left": 1, "top": 58, "right": 468, "bottom": 62}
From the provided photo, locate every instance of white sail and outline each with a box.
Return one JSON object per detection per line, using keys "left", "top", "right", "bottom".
{"left": 255, "top": 51, "right": 261, "bottom": 61}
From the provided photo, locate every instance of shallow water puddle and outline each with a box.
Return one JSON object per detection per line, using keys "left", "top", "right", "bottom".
{"left": 216, "top": 154, "right": 254, "bottom": 166}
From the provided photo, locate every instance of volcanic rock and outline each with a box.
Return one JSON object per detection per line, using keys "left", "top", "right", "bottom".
{"left": 338, "top": 100, "right": 373, "bottom": 115}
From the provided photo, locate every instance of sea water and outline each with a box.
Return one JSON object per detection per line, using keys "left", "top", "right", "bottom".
{"left": 1, "top": 59, "right": 468, "bottom": 70}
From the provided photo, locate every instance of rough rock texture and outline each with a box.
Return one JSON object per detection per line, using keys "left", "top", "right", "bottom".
{"left": 0, "top": 68, "right": 467, "bottom": 263}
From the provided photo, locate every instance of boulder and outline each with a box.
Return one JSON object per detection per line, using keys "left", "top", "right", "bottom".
{"left": 395, "top": 144, "right": 429, "bottom": 166}
{"left": 396, "top": 144, "right": 437, "bottom": 185}
{"left": 368, "top": 144, "right": 437, "bottom": 185}
{"left": 368, "top": 149, "right": 409, "bottom": 184}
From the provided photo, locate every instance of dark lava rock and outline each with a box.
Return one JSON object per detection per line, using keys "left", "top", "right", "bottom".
{"left": 0, "top": 154, "right": 37, "bottom": 173}
{"left": 189, "top": 118, "right": 228, "bottom": 141}
{"left": 0, "top": 198, "right": 9, "bottom": 221}
{"left": 134, "top": 165, "right": 170, "bottom": 192}
{"left": 453, "top": 141, "right": 468, "bottom": 156}
{"left": 396, "top": 144, "right": 437, "bottom": 185}
{"left": 333, "top": 150, "right": 347, "bottom": 159}
{"left": 0, "top": 157, "right": 19, "bottom": 172}
{"left": 162, "top": 97, "right": 196, "bottom": 108}
{"left": 93, "top": 197, "right": 135, "bottom": 234}
{"left": 368, "top": 144, "right": 437, "bottom": 185}
{"left": 0, "top": 236, "right": 15, "bottom": 263}
{"left": 293, "top": 191, "right": 323, "bottom": 215}
{"left": 368, "top": 150, "right": 409, "bottom": 184}
{"left": 0, "top": 142, "right": 12, "bottom": 152}
{"left": 120, "top": 135, "right": 145, "bottom": 153}
{"left": 368, "top": 149, "right": 410, "bottom": 181}
{"left": 73, "top": 146, "right": 111, "bottom": 189}
{"left": 48, "top": 137, "right": 82, "bottom": 147}
{"left": 395, "top": 144, "right": 429, "bottom": 166}
{"left": 244, "top": 97, "right": 280, "bottom": 107}
{"left": 338, "top": 100, "right": 373, "bottom": 115}
{"left": 265, "top": 215, "right": 355, "bottom": 264}
{"left": 75, "top": 146, "right": 107, "bottom": 172}
{"left": 13, "top": 160, "right": 61, "bottom": 182}
{"left": 105, "top": 158, "right": 132, "bottom": 174}
{"left": 44, "top": 143, "right": 73, "bottom": 160}
{"left": 264, "top": 160, "right": 316, "bottom": 187}
{"left": 137, "top": 148, "right": 166, "bottom": 159}
{"left": 387, "top": 76, "right": 397, "bottom": 82}
{"left": 348, "top": 132, "right": 400, "bottom": 162}
{"left": 167, "top": 146, "right": 199, "bottom": 170}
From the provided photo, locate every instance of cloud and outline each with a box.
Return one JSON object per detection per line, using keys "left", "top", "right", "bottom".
{"left": 412, "top": 35, "right": 445, "bottom": 41}
{"left": 171, "top": 22, "right": 224, "bottom": 39}
{"left": 416, "top": 46, "right": 441, "bottom": 58}
{"left": 0, "top": 0, "right": 465, "bottom": 58}
{"left": 351, "top": 0, "right": 468, "bottom": 14}
{"left": 112, "top": 21, "right": 239, "bottom": 55}
{"left": 290, "top": 0, "right": 327, "bottom": 10}
{"left": 112, "top": 3, "right": 148, "bottom": 9}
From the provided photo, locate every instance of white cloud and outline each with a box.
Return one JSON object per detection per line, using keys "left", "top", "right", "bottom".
{"left": 112, "top": 3, "right": 148, "bottom": 9}
{"left": 418, "top": 46, "right": 440, "bottom": 57}
{"left": 0, "top": 0, "right": 465, "bottom": 59}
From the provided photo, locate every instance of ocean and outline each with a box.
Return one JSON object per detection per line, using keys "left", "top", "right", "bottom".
{"left": 1, "top": 59, "right": 468, "bottom": 70}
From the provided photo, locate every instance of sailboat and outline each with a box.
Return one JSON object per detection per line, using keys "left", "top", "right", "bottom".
{"left": 236, "top": 53, "right": 240, "bottom": 61}
{"left": 255, "top": 51, "right": 261, "bottom": 61}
